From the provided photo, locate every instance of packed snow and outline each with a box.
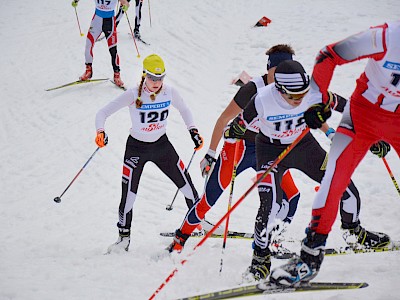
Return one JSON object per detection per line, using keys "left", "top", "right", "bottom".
{"left": 1, "top": 0, "right": 399, "bottom": 299}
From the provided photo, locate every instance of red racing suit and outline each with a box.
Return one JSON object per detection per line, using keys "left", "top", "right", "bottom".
{"left": 309, "top": 21, "right": 400, "bottom": 234}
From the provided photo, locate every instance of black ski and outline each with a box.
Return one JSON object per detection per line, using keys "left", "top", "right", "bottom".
{"left": 159, "top": 231, "right": 253, "bottom": 239}
{"left": 128, "top": 33, "right": 150, "bottom": 45}
{"left": 45, "top": 78, "right": 109, "bottom": 91}
{"left": 109, "top": 80, "right": 127, "bottom": 91}
{"left": 137, "top": 37, "right": 150, "bottom": 45}
{"left": 176, "top": 281, "right": 368, "bottom": 300}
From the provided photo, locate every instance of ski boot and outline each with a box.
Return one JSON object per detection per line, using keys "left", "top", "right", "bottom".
{"left": 200, "top": 219, "right": 225, "bottom": 235}
{"left": 113, "top": 71, "right": 124, "bottom": 87}
{"left": 107, "top": 227, "right": 130, "bottom": 254}
{"left": 243, "top": 246, "right": 271, "bottom": 282}
{"left": 341, "top": 221, "right": 391, "bottom": 250}
{"left": 270, "top": 230, "right": 327, "bottom": 286}
{"left": 167, "top": 229, "right": 190, "bottom": 253}
{"left": 79, "top": 63, "right": 92, "bottom": 81}
{"left": 134, "top": 29, "right": 141, "bottom": 39}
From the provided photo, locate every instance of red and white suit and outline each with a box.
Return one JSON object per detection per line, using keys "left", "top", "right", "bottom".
{"left": 309, "top": 21, "right": 400, "bottom": 234}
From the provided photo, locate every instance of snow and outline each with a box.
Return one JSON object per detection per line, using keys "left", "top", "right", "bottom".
{"left": 1, "top": 0, "right": 399, "bottom": 299}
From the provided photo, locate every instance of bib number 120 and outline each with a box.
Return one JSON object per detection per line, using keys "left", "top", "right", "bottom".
{"left": 140, "top": 110, "right": 169, "bottom": 123}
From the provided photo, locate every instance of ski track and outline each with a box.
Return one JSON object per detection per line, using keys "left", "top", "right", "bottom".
{"left": 1, "top": 0, "right": 399, "bottom": 299}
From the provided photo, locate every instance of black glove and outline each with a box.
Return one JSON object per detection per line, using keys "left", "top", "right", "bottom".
{"left": 189, "top": 128, "right": 203, "bottom": 150}
{"left": 370, "top": 141, "right": 391, "bottom": 158}
{"left": 224, "top": 116, "right": 247, "bottom": 139}
{"left": 304, "top": 103, "right": 332, "bottom": 129}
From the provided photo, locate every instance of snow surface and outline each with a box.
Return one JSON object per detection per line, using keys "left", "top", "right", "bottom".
{"left": 1, "top": 0, "right": 400, "bottom": 299}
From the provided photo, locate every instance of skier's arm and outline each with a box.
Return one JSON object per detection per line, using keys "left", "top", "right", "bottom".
{"left": 242, "top": 94, "right": 259, "bottom": 126}
{"left": 170, "top": 87, "right": 203, "bottom": 149}
{"left": 95, "top": 90, "right": 134, "bottom": 132}
{"left": 208, "top": 99, "right": 242, "bottom": 151}
{"left": 208, "top": 82, "right": 257, "bottom": 151}
{"left": 170, "top": 87, "right": 196, "bottom": 130}
{"left": 311, "top": 24, "right": 387, "bottom": 105}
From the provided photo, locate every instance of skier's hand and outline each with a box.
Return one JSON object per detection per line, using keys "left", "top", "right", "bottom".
{"left": 200, "top": 149, "right": 216, "bottom": 177}
{"left": 224, "top": 116, "right": 247, "bottom": 139}
{"left": 370, "top": 141, "right": 391, "bottom": 158}
{"left": 189, "top": 128, "right": 204, "bottom": 150}
{"left": 304, "top": 102, "right": 332, "bottom": 129}
{"left": 95, "top": 130, "right": 108, "bottom": 148}
{"left": 122, "top": 4, "right": 129, "bottom": 12}
{"left": 71, "top": 0, "right": 79, "bottom": 8}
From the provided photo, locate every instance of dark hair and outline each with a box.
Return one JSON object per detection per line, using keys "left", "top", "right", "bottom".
{"left": 266, "top": 44, "right": 295, "bottom": 70}
{"left": 265, "top": 44, "right": 295, "bottom": 56}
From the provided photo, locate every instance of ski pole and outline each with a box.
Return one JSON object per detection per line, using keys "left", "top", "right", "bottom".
{"left": 125, "top": 12, "right": 141, "bottom": 58}
{"left": 166, "top": 150, "right": 197, "bottom": 210}
{"left": 148, "top": 128, "right": 310, "bottom": 300}
{"left": 219, "top": 140, "right": 241, "bottom": 273}
{"left": 148, "top": 0, "right": 152, "bottom": 27}
{"left": 382, "top": 157, "right": 400, "bottom": 196}
{"left": 53, "top": 147, "right": 100, "bottom": 203}
{"left": 74, "top": 7, "right": 84, "bottom": 37}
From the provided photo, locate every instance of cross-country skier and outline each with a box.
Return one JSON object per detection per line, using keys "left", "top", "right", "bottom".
{"left": 94, "top": 54, "right": 204, "bottom": 253}
{"left": 270, "top": 21, "right": 397, "bottom": 287}
{"left": 72, "top": 0, "right": 129, "bottom": 87}
{"left": 167, "top": 45, "right": 341, "bottom": 258}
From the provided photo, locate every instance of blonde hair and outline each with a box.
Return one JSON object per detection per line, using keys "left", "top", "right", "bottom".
{"left": 135, "top": 74, "right": 163, "bottom": 108}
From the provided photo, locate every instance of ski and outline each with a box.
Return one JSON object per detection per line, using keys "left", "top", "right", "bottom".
{"left": 176, "top": 281, "right": 368, "bottom": 300}
{"left": 128, "top": 33, "right": 150, "bottom": 45}
{"left": 109, "top": 80, "right": 127, "bottom": 91}
{"left": 273, "top": 241, "right": 400, "bottom": 259}
{"left": 326, "top": 241, "right": 400, "bottom": 256}
{"left": 160, "top": 230, "right": 254, "bottom": 239}
{"left": 137, "top": 37, "right": 150, "bottom": 45}
{"left": 45, "top": 78, "right": 109, "bottom": 91}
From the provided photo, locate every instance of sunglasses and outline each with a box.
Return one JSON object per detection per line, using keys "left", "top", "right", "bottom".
{"left": 287, "top": 92, "right": 307, "bottom": 100}
{"left": 278, "top": 86, "right": 308, "bottom": 100}
{"left": 146, "top": 72, "right": 166, "bottom": 82}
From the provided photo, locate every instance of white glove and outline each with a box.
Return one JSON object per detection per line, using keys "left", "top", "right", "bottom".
{"left": 200, "top": 149, "right": 216, "bottom": 177}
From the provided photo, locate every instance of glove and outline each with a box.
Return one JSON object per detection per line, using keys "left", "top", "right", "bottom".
{"left": 325, "top": 127, "right": 335, "bottom": 141}
{"left": 200, "top": 149, "right": 217, "bottom": 177}
{"left": 224, "top": 116, "right": 247, "bottom": 139}
{"left": 95, "top": 131, "right": 108, "bottom": 148}
{"left": 122, "top": 4, "right": 129, "bottom": 12}
{"left": 71, "top": 0, "right": 79, "bottom": 8}
{"left": 304, "top": 102, "right": 332, "bottom": 129}
{"left": 370, "top": 141, "right": 391, "bottom": 158}
{"left": 189, "top": 128, "right": 204, "bottom": 150}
